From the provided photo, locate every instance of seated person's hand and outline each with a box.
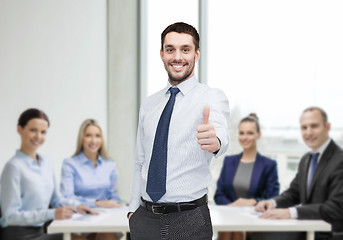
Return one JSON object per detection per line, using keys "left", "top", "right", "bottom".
{"left": 96, "top": 200, "right": 121, "bottom": 208}
{"left": 128, "top": 212, "right": 134, "bottom": 219}
{"left": 259, "top": 209, "right": 291, "bottom": 219}
{"left": 229, "top": 198, "right": 257, "bottom": 207}
{"left": 55, "top": 206, "right": 74, "bottom": 220}
{"left": 76, "top": 204, "right": 99, "bottom": 215}
{"left": 255, "top": 200, "right": 275, "bottom": 212}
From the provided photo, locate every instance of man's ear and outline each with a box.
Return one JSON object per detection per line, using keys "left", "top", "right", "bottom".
{"left": 160, "top": 49, "right": 164, "bottom": 62}
{"left": 326, "top": 122, "right": 331, "bottom": 131}
{"left": 195, "top": 48, "right": 200, "bottom": 62}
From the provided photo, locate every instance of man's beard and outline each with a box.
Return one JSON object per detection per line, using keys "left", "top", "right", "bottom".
{"left": 164, "top": 60, "right": 195, "bottom": 83}
{"left": 167, "top": 69, "right": 193, "bottom": 83}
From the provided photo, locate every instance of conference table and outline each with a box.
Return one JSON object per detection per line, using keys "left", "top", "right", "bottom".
{"left": 48, "top": 205, "right": 331, "bottom": 240}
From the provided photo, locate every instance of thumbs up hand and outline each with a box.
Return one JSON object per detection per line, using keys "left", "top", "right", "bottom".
{"left": 196, "top": 106, "right": 221, "bottom": 153}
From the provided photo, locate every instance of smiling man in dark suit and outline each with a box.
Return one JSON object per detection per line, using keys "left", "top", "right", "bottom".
{"left": 255, "top": 106, "right": 343, "bottom": 240}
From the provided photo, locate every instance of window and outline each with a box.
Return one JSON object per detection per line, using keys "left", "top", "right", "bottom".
{"left": 208, "top": 0, "right": 343, "bottom": 190}
{"left": 287, "top": 156, "right": 300, "bottom": 172}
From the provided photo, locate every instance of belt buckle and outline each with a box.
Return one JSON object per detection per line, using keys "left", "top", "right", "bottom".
{"left": 151, "top": 205, "right": 164, "bottom": 214}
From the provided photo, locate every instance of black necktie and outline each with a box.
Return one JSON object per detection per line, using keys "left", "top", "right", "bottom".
{"left": 146, "top": 87, "right": 180, "bottom": 202}
{"left": 308, "top": 152, "right": 320, "bottom": 190}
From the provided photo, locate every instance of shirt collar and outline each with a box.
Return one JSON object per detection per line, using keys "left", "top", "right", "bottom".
{"left": 166, "top": 75, "right": 198, "bottom": 96}
{"left": 311, "top": 138, "right": 331, "bottom": 156}
{"left": 16, "top": 149, "right": 43, "bottom": 166}
{"left": 79, "top": 151, "right": 103, "bottom": 165}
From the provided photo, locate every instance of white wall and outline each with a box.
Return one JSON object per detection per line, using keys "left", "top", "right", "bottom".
{"left": 107, "top": 0, "right": 139, "bottom": 203}
{"left": 0, "top": 0, "right": 107, "bottom": 183}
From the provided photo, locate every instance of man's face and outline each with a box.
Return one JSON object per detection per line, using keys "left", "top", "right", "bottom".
{"left": 160, "top": 32, "right": 200, "bottom": 85}
{"left": 300, "top": 109, "right": 330, "bottom": 151}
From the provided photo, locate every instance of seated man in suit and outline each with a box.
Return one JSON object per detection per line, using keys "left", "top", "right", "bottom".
{"left": 255, "top": 106, "right": 343, "bottom": 240}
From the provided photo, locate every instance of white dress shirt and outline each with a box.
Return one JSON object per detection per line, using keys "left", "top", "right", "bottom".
{"left": 129, "top": 76, "right": 230, "bottom": 212}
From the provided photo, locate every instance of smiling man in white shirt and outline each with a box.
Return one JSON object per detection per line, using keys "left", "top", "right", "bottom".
{"left": 128, "top": 22, "right": 230, "bottom": 240}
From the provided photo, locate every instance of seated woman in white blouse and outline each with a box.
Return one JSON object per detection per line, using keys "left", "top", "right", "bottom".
{"left": 0, "top": 108, "right": 97, "bottom": 240}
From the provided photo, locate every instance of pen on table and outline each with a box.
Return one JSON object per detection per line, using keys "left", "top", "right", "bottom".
{"left": 57, "top": 203, "right": 78, "bottom": 213}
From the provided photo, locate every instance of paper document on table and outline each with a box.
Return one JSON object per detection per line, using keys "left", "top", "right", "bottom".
{"left": 70, "top": 212, "right": 106, "bottom": 222}
{"left": 237, "top": 207, "right": 261, "bottom": 218}
{"left": 249, "top": 211, "right": 261, "bottom": 217}
{"left": 94, "top": 207, "right": 129, "bottom": 213}
{"left": 70, "top": 207, "right": 129, "bottom": 222}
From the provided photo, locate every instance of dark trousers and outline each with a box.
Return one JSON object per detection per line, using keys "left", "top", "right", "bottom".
{"left": 129, "top": 204, "right": 212, "bottom": 240}
{"left": 250, "top": 231, "right": 333, "bottom": 240}
{"left": 1, "top": 225, "right": 62, "bottom": 240}
{"left": 332, "top": 232, "right": 343, "bottom": 240}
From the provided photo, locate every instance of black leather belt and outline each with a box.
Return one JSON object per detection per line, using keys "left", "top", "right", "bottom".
{"left": 140, "top": 194, "right": 208, "bottom": 214}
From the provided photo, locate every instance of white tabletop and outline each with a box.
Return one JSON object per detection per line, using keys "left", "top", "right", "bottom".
{"left": 48, "top": 207, "right": 130, "bottom": 234}
{"left": 48, "top": 205, "right": 331, "bottom": 240}
{"left": 210, "top": 206, "right": 331, "bottom": 232}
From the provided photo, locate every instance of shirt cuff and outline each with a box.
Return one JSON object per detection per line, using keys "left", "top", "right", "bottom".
{"left": 289, "top": 207, "right": 298, "bottom": 219}
{"left": 128, "top": 198, "right": 140, "bottom": 213}
{"left": 70, "top": 199, "right": 82, "bottom": 209}
{"left": 271, "top": 199, "right": 277, "bottom": 208}
{"left": 213, "top": 137, "right": 225, "bottom": 158}
{"left": 85, "top": 198, "right": 97, "bottom": 208}
{"left": 48, "top": 209, "right": 56, "bottom": 220}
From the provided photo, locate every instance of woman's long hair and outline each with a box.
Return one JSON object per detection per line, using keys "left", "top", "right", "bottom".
{"left": 73, "top": 119, "right": 111, "bottom": 159}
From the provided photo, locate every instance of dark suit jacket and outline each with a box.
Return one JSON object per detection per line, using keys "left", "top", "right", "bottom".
{"left": 274, "top": 140, "right": 343, "bottom": 233}
{"left": 214, "top": 152, "right": 280, "bottom": 205}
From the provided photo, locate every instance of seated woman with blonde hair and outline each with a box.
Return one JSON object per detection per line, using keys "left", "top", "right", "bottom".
{"left": 61, "top": 119, "right": 122, "bottom": 240}
{"left": 214, "top": 113, "right": 280, "bottom": 240}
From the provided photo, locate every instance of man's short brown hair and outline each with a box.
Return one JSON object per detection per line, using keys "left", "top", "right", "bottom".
{"left": 161, "top": 22, "right": 200, "bottom": 50}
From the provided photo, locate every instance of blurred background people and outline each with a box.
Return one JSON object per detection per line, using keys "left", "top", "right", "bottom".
{"left": 214, "top": 113, "right": 280, "bottom": 240}
{"left": 0, "top": 108, "right": 95, "bottom": 240}
{"left": 255, "top": 107, "right": 343, "bottom": 240}
{"left": 60, "top": 119, "right": 121, "bottom": 240}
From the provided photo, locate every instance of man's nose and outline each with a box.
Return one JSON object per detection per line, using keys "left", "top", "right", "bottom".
{"left": 174, "top": 49, "right": 182, "bottom": 60}
{"left": 305, "top": 128, "right": 312, "bottom": 135}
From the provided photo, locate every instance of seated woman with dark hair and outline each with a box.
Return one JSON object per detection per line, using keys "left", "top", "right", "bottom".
{"left": 0, "top": 108, "right": 96, "bottom": 240}
{"left": 214, "top": 113, "right": 280, "bottom": 240}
